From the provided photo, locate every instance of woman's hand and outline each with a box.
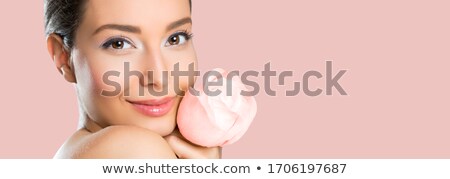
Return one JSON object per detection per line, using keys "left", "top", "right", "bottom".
{"left": 164, "top": 128, "right": 222, "bottom": 159}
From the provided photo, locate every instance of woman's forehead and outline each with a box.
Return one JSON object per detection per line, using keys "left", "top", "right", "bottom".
{"left": 81, "top": 0, "right": 191, "bottom": 32}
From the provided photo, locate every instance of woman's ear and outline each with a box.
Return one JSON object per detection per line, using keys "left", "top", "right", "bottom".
{"left": 47, "top": 34, "right": 77, "bottom": 83}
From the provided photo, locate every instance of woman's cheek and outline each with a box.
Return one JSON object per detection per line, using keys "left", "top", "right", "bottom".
{"left": 79, "top": 57, "right": 130, "bottom": 124}
{"left": 92, "top": 62, "right": 126, "bottom": 98}
{"left": 88, "top": 51, "right": 138, "bottom": 98}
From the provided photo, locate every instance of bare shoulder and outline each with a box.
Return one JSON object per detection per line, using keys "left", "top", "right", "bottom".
{"left": 54, "top": 126, "right": 176, "bottom": 159}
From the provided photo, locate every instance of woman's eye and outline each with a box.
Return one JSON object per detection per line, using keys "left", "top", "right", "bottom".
{"left": 102, "top": 38, "right": 134, "bottom": 50}
{"left": 111, "top": 41, "right": 125, "bottom": 49}
{"left": 165, "top": 32, "right": 192, "bottom": 47}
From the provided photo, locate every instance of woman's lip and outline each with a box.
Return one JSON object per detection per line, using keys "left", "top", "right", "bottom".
{"left": 128, "top": 97, "right": 175, "bottom": 106}
{"left": 127, "top": 97, "right": 175, "bottom": 117}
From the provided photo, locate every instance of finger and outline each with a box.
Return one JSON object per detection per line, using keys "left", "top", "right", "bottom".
{"left": 165, "top": 135, "right": 204, "bottom": 159}
{"left": 165, "top": 135, "right": 221, "bottom": 159}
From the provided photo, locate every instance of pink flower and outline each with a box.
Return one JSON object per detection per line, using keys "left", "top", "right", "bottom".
{"left": 177, "top": 69, "right": 257, "bottom": 147}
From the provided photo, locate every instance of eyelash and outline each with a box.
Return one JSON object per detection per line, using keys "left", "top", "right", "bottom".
{"left": 173, "top": 30, "right": 194, "bottom": 41}
{"left": 165, "top": 30, "right": 194, "bottom": 47}
{"left": 101, "top": 36, "right": 134, "bottom": 49}
{"left": 100, "top": 30, "right": 194, "bottom": 50}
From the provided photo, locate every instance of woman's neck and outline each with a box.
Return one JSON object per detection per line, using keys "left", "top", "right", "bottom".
{"left": 77, "top": 108, "right": 104, "bottom": 133}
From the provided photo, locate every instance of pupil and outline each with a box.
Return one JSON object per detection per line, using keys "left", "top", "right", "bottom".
{"left": 112, "top": 41, "right": 123, "bottom": 49}
{"left": 171, "top": 36, "right": 179, "bottom": 44}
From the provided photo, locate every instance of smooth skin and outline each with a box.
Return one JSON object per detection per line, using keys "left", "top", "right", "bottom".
{"left": 47, "top": 0, "right": 221, "bottom": 159}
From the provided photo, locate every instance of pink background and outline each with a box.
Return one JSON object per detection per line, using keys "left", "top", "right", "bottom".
{"left": 0, "top": 0, "right": 449, "bottom": 158}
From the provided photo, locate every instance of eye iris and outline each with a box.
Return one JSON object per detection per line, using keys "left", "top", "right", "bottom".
{"left": 169, "top": 35, "right": 180, "bottom": 45}
{"left": 111, "top": 41, "right": 124, "bottom": 49}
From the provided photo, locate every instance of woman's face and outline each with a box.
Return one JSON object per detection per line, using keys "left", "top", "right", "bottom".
{"left": 71, "top": 0, "right": 196, "bottom": 136}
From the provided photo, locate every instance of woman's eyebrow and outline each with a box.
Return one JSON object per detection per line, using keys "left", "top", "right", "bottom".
{"left": 166, "top": 17, "right": 192, "bottom": 31}
{"left": 92, "top": 17, "right": 191, "bottom": 36}
{"left": 93, "top": 24, "right": 141, "bottom": 35}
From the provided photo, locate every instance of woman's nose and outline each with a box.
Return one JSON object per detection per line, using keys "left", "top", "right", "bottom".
{"left": 140, "top": 50, "right": 170, "bottom": 96}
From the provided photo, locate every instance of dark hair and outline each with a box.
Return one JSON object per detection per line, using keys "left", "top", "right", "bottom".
{"left": 44, "top": 0, "right": 192, "bottom": 50}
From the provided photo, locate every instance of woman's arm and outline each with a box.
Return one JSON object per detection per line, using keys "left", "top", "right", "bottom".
{"left": 68, "top": 126, "right": 177, "bottom": 159}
